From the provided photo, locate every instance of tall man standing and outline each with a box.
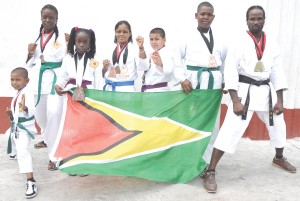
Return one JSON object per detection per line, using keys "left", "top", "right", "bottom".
{"left": 173, "top": 1, "right": 227, "bottom": 176}
{"left": 203, "top": 5, "right": 296, "bottom": 193}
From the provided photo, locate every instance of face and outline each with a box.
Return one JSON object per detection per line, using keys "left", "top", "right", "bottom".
{"left": 149, "top": 33, "right": 166, "bottom": 50}
{"left": 75, "top": 32, "right": 90, "bottom": 55}
{"left": 115, "top": 24, "right": 131, "bottom": 44}
{"left": 195, "top": 6, "right": 215, "bottom": 30}
{"left": 247, "top": 9, "right": 265, "bottom": 35}
{"left": 41, "top": 8, "right": 58, "bottom": 33}
{"left": 11, "top": 73, "right": 29, "bottom": 91}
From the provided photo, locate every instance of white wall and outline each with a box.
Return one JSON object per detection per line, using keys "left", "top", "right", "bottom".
{"left": 1, "top": 0, "right": 299, "bottom": 108}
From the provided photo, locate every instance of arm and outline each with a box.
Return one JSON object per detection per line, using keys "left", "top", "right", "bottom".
{"left": 273, "top": 89, "right": 284, "bottom": 115}
{"left": 228, "top": 89, "right": 245, "bottom": 116}
{"left": 26, "top": 43, "right": 37, "bottom": 64}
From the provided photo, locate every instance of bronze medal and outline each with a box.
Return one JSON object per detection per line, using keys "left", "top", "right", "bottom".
{"left": 254, "top": 60, "right": 264, "bottom": 72}
{"left": 72, "top": 86, "right": 85, "bottom": 101}
{"left": 115, "top": 65, "right": 121, "bottom": 74}
{"left": 208, "top": 55, "right": 217, "bottom": 67}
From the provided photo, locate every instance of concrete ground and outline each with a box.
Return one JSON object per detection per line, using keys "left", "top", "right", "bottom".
{"left": 0, "top": 134, "right": 299, "bottom": 201}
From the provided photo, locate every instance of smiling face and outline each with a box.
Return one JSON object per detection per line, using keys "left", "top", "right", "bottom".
{"left": 195, "top": 5, "right": 215, "bottom": 32}
{"left": 41, "top": 8, "right": 58, "bottom": 33}
{"left": 115, "top": 23, "right": 131, "bottom": 45}
{"left": 75, "top": 31, "right": 90, "bottom": 55}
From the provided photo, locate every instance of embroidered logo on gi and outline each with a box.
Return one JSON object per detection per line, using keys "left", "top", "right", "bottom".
{"left": 89, "top": 59, "right": 99, "bottom": 69}
{"left": 54, "top": 41, "right": 61, "bottom": 49}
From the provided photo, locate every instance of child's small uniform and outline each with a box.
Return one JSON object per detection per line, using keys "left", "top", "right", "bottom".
{"left": 142, "top": 46, "right": 175, "bottom": 92}
{"left": 103, "top": 42, "right": 148, "bottom": 92}
{"left": 56, "top": 53, "right": 102, "bottom": 91}
{"left": 25, "top": 33, "right": 66, "bottom": 133}
{"left": 7, "top": 85, "right": 37, "bottom": 198}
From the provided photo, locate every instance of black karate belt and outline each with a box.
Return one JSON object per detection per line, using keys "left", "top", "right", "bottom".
{"left": 238, "top": 75, "right": 273, "bottom": 126}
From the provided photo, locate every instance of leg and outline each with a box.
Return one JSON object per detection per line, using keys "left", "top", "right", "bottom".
{"left": 257, "top": 111, "right": 296, "bottom": 173}
{"left": 202, "top": 107, "right": 221, "bottom": 164}
{"left": 34, "top": 94, "right": 48, "bottom": 148}
{"left": 200, "top": 107, "right": 221, "bottom": 178}
{"left": 203, "top": 102, "right": 253, "bottom": 193}
{"left": 44, "top": 94, "right": 64, "bottom": 170}
{"left": 14, "top": 131, "right": 38, "bottom": 198}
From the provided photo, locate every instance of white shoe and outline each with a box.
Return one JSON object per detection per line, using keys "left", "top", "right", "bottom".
{"left": 25, "top": 180, "right": 37, "bottom": 199}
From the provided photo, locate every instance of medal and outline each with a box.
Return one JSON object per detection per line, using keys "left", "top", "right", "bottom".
{"left": 254, "top": 60, "right": 264, "bottom": 72}
{"left": 108, "top": 67, "right": 117, "bottom": 78}
{"left": 115, "top": 65, "right": 121, "bottom": 74}
{"left": 120, "top": 66, "right": 129, "bottom": 78}
{"left": 40, "top": 54, "right": 45, "bottom": 63}
{"left": 208, "top": 55, "right": 217, "bottom": 67}
{"left": 72, "top": 86, "right": 85, "bottom": 101}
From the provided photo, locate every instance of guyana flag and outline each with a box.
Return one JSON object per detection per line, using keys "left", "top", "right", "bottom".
{"left": 52, "top": 89, "right": 221, "bottom": 183}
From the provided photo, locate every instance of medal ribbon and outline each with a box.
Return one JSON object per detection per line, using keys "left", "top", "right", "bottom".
{"left": 247, "top": 31, "right": 266, "bottom": 60}
{"left": 74, "top": 53, "right": 89, "bottom": 87}
{"left": 198, "top": 28, "right": 214, "bottom": 54}
{"left": 112, "top": 42, "right": 128, "bottom": 65}
{"left": 40, "top": 28, "right": 55, "bottom": 53}
{"left": 13, "top": 89, "right": 23, "bottom": 112}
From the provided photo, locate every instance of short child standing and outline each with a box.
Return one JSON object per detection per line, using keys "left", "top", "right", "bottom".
{"left": 6, "top": 67, "right": 37, "bottom": 199}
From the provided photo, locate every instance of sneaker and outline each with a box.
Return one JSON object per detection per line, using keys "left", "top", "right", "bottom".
{"left": 25, "top": 180, "right": 37, "bottom": 199}
{"left": 272, "top": 156, "right": 296, "bottom": 173}
{"left": 9, "top": 155, "right": 17, "bottom": 160}
{"left": 204, "top": 171, "right": 217, "bottom": 193}
{"left": 199, "top": 165, "right": 208, "bottom": 178}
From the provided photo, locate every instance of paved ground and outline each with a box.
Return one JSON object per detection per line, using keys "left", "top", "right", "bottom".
{"left": 0, "top": 134, "right": 299, "bottom": 201}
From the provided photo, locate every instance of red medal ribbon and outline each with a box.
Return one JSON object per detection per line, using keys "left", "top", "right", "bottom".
{"left": 13, "top": 90, "right": 23, "bottom": 112}
{"left": 40, "top": 28, "right": 55, "bottom": 53}
{"left": 116, "top": 42, "right": 128, "bottom": 62}
{"left": 247, "top": 31, "right": 266, "bottom": 60}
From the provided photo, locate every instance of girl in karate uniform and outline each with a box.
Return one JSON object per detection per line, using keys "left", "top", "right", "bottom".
{"left": 102, "top": 20, "right": 148, "bottom": 92}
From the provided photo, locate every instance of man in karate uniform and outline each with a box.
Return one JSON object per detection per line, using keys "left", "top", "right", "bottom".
{"left": 203, "top": 5, "right": 296, "bottom": 193}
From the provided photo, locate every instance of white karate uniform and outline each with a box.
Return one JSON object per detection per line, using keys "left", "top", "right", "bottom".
{"left": 173, "top": 28, "right": 227, "bottom": 164}
{"left": 214, "top": 31, "right": 288, "bottom": 154}
{"left": 142, "top": 46, "right": 175, "bottom": 92}
{"left": 10, "top": 86, "right": 36, "bottom": 173}
{"left": 103, "top": 42, "right": 148, "bottom": 92}
{"left": 25, "top": 33, "right": 66, "bottom": 134}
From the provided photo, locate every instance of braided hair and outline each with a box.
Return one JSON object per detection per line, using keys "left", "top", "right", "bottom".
{"left": 67, "top": 27, "right": 96, "bottom": 59}
{"left": 34, "top": 4, "right": 59, "bottom": 43}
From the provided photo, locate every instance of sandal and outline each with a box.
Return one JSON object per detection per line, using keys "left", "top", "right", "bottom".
{"left": 34, "top": 140, "right": 47, "bottom": 149}
{"left": 48, "top": 161, "right": 58, "bottom": 171}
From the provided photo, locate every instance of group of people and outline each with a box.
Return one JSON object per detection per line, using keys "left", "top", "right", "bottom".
{"left": 6, "top": 1, "right": 296, "bottom": 199}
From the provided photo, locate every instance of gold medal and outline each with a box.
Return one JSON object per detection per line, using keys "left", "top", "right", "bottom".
{"left": 40, "top": 55, "right": 45, "bottom": 63}
{"left": 254, "top": 60, "right": 264, "bottom": 72}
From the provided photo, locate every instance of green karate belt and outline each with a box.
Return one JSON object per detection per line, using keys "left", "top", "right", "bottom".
{"left": 187, "top": 65, "right": 220, "bottom": 89}
{"left": 36, "top": 62, "right": 62, "bottom": 106}
{"left": 7, "top": 116, "right": 35, "bottom": 154}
